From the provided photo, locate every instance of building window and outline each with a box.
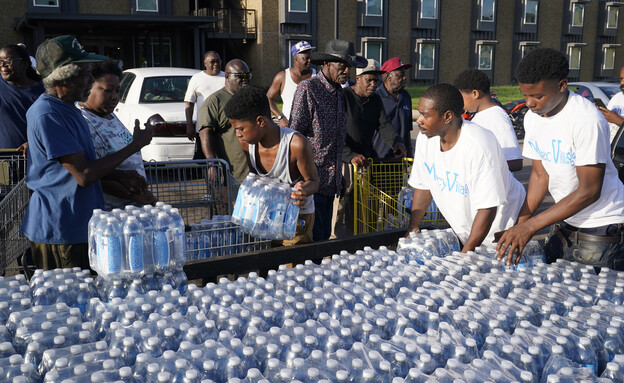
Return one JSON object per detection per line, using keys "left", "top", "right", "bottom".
{"left": 138, "top": 38, "right": 172, "bottom": 67}
{"left": 524, "top": 0, "right": 538, "bottom": 24}
{"left": 364, "top": 42, "right": 383, "bottom": 63}
{"left": 478, "top": 44, "right": 493, "bottom": 70}
{"left": 607, "top": 5, "right": 619, "bottom": 29}
{"left": 481, "top": 0, "right": 495, "bottom": 22}
{"left": 287, "top": 41, "right": 299, "bottom": 68}
{"left": 137, "top": 0, "right": 158, "bottom": 12}
{"left": 419, "top": 43, "right": 435, "bottom": 70}
{"left": 571, "top": 3, "right": 584, "bottom": 27}
{"left": 568, "top": 46, "right": 581, "bottom": 70}
{"left": 33, "top": 0, "right": 59, "bottom": 6}
{"left": 289, "top": 0, "right": 307, "bottom": 12}
{"left": 603, "top": 47, "right": 616, "bottom": 70}
{"left": 421, "top": 0, "right": 437, "bottom": 19}
{"left": 521, "top": 45, "right": 536, "bottom": 59}
{"left": 366, "top": 0, "right": 383, "bottom": 16}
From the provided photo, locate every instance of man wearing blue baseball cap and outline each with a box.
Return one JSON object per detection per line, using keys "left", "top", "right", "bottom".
{"left": 21, "top": 35, "right": 153, "bottom": 270}
{"left": 267, "top": 41, "right": 316, "bottom": 127}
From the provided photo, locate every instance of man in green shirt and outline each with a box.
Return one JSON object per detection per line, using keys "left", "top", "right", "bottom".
{"left": 198, "top": 59, "right": 251, "bottom": 182}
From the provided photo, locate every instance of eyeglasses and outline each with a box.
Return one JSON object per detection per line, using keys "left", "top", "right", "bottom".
{"left": 0, "top": 58, "right": 23, "bottom": 67}
{"left": 207, "top": 59, "right": 220, "bottom": 64}
{"left": 227, "top": 72, "right": 252, "bottom": 80}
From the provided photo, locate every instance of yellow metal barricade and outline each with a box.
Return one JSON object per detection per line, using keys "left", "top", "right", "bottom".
{"left": 353, "top": 158, "right": 448, "bottom": 235}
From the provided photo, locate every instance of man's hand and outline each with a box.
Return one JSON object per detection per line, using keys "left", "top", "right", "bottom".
{"left": 290, "top": 181, "right": 308, "bottom": 207}
{"left": 405, "top": 226, "right": 420, "bottom": 238}
{"left": 495, "top": 222, "right": 536, "bottom": 266}
{"left": 350, "top": 154, "right": 370, "bottom": 169}
{"left": 117, "top": 170, "right": 148, "bottom": 195}
{"left": 17, "top": 142, "right": 28, "bottom": 155}
{"left": 186, "top": 122, "right": 196, "bottom": 141}
{"left": 598, "top": 106, "right": 624, "bottom": 126}
{"left": 132, "top": 119, "right": 153, "bottom": 150}
{"left": 278, "top": 117, "right": 289, "bottom": 128}
{"left": 130, "top": 189, "right": 157, "bottom": 206}
{"left": 393, "top": 142, "right": 407, "bottom": 158}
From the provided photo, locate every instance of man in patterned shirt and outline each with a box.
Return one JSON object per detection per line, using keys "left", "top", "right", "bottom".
{"left": 289, "top": 39, "right": 367, "bottom": 240}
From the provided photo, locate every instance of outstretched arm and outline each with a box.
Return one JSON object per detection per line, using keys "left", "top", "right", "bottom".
{"left": 59, "top": 120, "right": 153, "bottom": 187}
{"left": 267, "top": 71, "right": 288, "bottom": 127}
{"left": 462, "top": 207, "right": 497, "bottom": 252}
{"left": 406, "top": 188, "right": 433, "bottom": 237}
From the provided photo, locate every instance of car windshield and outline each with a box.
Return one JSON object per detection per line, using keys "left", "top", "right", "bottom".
{"left": 140, "top": 76, "right": 191, "bottom": 103}
{"left": 598, "top": 85, "right": 621, "bottom": 100}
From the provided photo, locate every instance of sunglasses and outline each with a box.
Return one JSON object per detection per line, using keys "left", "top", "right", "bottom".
{"left": 0, "top": 58, "right": 23, "bottom": 67}
{"left": 227, "top": 72, "right": 252, "bottom": 80}
{"left": 207, "top": 59, "right": 220, "bottom": 64}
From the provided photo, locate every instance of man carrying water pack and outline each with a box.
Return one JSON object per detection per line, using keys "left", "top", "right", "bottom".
{"left": 225, "top": 86, "right": 319, "bottom": 246}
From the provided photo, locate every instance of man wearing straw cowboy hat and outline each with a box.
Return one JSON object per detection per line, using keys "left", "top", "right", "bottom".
{"left": 289, "top": 39, "right": 367, "bottom": 241}
{"left": 334, "top": 58, "right": 407, "bottom": 238}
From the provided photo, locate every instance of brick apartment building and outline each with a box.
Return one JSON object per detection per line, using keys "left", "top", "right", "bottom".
{"left": 1, "top": 0, "right": 623, "bottom": 87}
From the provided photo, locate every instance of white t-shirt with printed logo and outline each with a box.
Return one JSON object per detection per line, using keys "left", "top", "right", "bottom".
{"left": 523, "top": 91, "right": 624, "bottom": 228}
{"left": 184, "top": 71, "right": 225, "bottom": 132}
{"left": 408, "top": 120, "right": 526, "bottom": 246}
{"left": 471, "top": 106, "right": 523, "bottom": 162}
{"left": 607, "top": 91, "right": 624, "bottom": 118}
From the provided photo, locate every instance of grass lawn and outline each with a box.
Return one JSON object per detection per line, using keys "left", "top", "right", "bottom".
{"left": 406, "top": 85, "right": 525, "bottom": 108}
{"left": 275, "top": 85, "right": 525, "bottom": 112}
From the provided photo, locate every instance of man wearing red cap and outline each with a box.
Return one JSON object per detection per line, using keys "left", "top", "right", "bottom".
{"left": 373, "top": 57, "right": 414, "bottom": 159}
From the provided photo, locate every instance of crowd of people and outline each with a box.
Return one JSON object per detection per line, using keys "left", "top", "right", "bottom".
{"left": 1, "top": 34, "right": 624, "bottom": 272}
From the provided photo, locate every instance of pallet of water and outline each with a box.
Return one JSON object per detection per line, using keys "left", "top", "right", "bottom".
{"left": 1, "top": 235, "right": 624, "bottom": 382}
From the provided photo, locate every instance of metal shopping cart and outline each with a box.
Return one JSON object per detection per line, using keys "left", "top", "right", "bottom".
{"left": 0, "top": 150, "right": 31, "bottom": 276}
{"left": 353, "top": 158, "right": 448, "bottom": 235}
{"left": 143, "top": 159, "right": 270, "bottom": 259}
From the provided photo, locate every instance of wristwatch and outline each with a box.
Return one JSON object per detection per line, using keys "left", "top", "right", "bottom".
{"left": 277, "top": 115, "right": 284, "bottom": 120}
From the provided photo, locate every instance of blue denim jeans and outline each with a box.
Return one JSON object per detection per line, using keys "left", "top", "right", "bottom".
{"left": 313, "top": 194, "right": 334, "bottom": 241}
{"left": 544, "top": 224, "right": 624, "bottom": 271}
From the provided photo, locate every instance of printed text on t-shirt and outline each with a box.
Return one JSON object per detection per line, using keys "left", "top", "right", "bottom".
{"left": 527, "top": 139, "right": 576, "bottom": 166}
{"left": 424, "top": 162, "right": 469, "bottom": 197}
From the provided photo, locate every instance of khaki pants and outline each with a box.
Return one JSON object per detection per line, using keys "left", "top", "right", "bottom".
{"left": 31, "top": 242, "right": 90, "bottom": 271}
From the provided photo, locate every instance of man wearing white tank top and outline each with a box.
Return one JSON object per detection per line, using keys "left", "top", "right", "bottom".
{"left": 267, "top": 41, "right": 316, "bottom": 127}
{"left": 226, "top": 86, "right": 319, "bottom": 246}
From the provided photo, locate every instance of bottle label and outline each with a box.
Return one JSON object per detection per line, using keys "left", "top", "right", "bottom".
{"left": 103, "top": 237, "right": 121, "bottom": 273}
{"left": 154, "top": 231, "right": 170, "bottom": 266}
{"left": 609, "top": 354, "right": 615, "bottom": 362}
{"left": 127, "top": 235, "right": 144, "bottom": 272}
{"left": 583, "top": 364, "right": 597, "bottom": 374}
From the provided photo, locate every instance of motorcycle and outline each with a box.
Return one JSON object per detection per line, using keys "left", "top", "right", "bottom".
{"left": 501, "top": 99, "right": 528, "bottom": 140}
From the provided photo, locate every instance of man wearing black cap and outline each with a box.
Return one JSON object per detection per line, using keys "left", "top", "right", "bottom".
{"left": 373, "top": 57, "right": 414, "bottom": 159}
{"left": 267, "top": 41, "right": 316, "bottom": 128}
{"left": 289, "top": 39, "right": 367, "bottom": 241}
{"left": 334, "top": 59, "right": 407, "bottom": 237}
{"left": 21, "top": 35, "right": 153, "bottom": 270}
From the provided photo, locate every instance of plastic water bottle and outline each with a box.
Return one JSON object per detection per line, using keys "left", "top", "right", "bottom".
{"left": 167, "top": 208, "right": 186, "bottom": 268}
{"left": 124, "top": 216, "right": 145, "bottom": 277}
{"left": 88, "top": 209, "right": 105, "bottom": 269}
{"left": 96, "top": 217, "right": 123, "bottom": 278}
{"left": 283, "top": 187, "right": 300, "bottom": 240}
{"left": 153, "top": 212, "right": 173, "bottom": 272}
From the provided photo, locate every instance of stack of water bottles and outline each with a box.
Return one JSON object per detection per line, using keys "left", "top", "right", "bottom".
{"left": 232, "top": 173, "right": 300, "bottom": 240}
{"left": 398, "top": 187, "right": 439, "bottom": 222}
{"left": 3, "top": 232, "right": 624, "bottom": 382}
{"left": 187, "top": 215, "right": 265, "bottom": 260}
{"left": 88, "top": 202, "right": 187, "bottom": 296}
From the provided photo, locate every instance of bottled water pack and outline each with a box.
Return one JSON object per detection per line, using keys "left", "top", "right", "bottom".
{"left": 232, "top": 173, "right": 300, "bottom": 240}
{"left": 88, "top": 203, "right": 186, "bottom": 280}
{"left": 398, "top": 187, "right": 439, "bottom": 221}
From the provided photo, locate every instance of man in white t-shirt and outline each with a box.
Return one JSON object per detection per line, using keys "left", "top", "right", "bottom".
{"left": 454, "top": 68, "right": 523, "bottom": 172}
{"left": 184, "top": 51, "right": 225, "bottom": 157}
{"left": 407, "top": 84, "right": 525, "bottom": 252}
{"left": 497, "top": 48, "right": 624, "bottom": 270}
